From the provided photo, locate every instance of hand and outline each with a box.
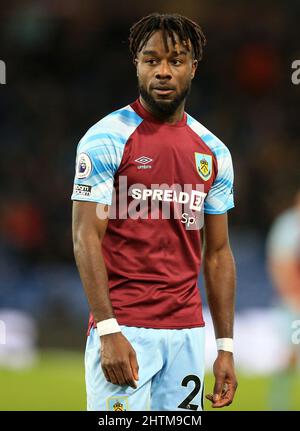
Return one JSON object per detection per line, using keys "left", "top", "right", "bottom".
{"left": 100, "top": 332, "right": 139, "bottom": 388}
{"left": 205, "top": 351, "right": 238, "bottom": 408}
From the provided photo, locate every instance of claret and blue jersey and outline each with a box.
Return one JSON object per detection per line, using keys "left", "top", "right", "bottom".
{"left": 71, "top": 97, "right": 234, "bottom": 331}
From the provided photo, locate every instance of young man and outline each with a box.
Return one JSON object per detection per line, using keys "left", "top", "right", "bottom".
{"left": 72, "top": 12, "right": 237, "bottom": 411}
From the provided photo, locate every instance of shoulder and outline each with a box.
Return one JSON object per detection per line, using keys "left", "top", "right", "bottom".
{"left": 78, "top": 104, "right": 143, "bottom": 153}
{"left": 186, "top": 113, "right": 232, "bottom": 161}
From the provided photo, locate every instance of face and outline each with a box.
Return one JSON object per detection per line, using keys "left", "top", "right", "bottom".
{"left": 135, "top": 30, "right": 198, "bottom": 118}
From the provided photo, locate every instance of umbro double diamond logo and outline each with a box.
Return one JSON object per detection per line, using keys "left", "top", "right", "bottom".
{"left": 135, "top": 156, "right": 153, "bottom": 170}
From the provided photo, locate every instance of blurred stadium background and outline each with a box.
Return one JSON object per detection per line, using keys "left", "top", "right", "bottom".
{"left": 0, "top": 0, "right": 299, "bottom": 410}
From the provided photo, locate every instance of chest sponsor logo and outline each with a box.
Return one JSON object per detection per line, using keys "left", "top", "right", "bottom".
{"left": 95, "top": 176, "right": 207, "bottom": 230}
{"left": 195, "top": 152, "right": 212, "bottom": 181}
{"left": 135, "top": 156, "right": 152, "bottom": 170}
{"left": 131, "top": 187, "right": 206, "bottom": 213}
{"left": 131, "top": 186, "right": 206, "bottom": 230}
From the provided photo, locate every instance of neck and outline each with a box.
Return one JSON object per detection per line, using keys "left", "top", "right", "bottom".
{"left": 139, "top": 95, "right": 185, "bottom": 125}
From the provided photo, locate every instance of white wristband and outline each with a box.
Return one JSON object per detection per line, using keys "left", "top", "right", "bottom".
{"left": 96, "top": 318, "right": 121, "bottom": 336}
{"left": 216, "top": 338, "right": 233, "bottom": 353}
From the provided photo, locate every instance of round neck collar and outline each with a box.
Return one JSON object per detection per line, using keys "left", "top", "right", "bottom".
{"left": 131, "top": 97, "right": 187, "bottom": 127}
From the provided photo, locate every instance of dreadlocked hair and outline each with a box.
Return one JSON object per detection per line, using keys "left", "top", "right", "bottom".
{"left": 129, "top": 12, "right": 206, "bottom": 63}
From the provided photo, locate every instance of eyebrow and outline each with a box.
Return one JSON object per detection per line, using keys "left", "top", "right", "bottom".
{"left": 142, "top": 49, "right": 188, "bottom": 56}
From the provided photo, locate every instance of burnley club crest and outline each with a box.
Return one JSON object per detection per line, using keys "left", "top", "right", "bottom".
{"left": 195, "top": 152, "right": 212, "bottom": 181}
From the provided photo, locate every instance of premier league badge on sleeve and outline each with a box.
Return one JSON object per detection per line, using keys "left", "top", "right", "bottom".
{"left": 195, "top": 152, "right": 212, "bottom": 181}
{"left": 76, "top": 153, "right": 92, "bottom": 179}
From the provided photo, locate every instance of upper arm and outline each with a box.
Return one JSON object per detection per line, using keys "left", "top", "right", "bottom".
{"left": 71, "top": 127, "right": 124, "bottom": 243}
{"left": 71, "top": 130, "right": 125, "bottom": 205}
{"left": 203, "top": 212, "right": 230, "bottom": 254}
{"left": 204, "top": 145, "right": 234, "bottom": 215}
{"left": 72, "top": 201, "right": 109, "bottom": 244}
{"left": 202, "top": 141, "right": 234, "bottom": 254}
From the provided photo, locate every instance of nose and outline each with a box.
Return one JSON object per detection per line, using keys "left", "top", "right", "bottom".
{"left": 155, "top": 60, "right": 172, "bottom": 80}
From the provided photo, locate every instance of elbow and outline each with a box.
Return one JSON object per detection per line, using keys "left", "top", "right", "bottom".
{"left": 203, "top": 252, "right": 217, "bottom": 273}
{"left": 72, "top": 227, "right": 102, "bottom": 259}
{"left": 72, "top": 226, "right": 90, "bottom": 258}
{"left": 203, "top": 245, "right": 234, "bottom": 275}
{"left": 73, "top": 234, "right": 82, "bottom": 258}
{"left": 73, "top": 231, "right": 84, "bottom": 261}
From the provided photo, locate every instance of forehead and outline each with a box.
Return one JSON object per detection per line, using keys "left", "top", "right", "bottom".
{"left": 139, "top": 30, "right": 192, "bottom": 57}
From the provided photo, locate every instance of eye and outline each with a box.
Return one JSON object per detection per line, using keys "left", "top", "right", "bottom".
{"left": 171, "top": 59, "right": 182, "bottom": 65}
{"left": 145, "top": 59, "right": 158, "bottom": 65}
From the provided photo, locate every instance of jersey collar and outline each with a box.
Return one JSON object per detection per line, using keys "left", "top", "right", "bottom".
{"left": 131, "top": 97, "right": 187, "bottom": 127}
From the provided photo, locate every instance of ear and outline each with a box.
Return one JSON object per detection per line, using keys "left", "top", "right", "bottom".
{"left": 191, "top": 59, "right": 198, "bottom": 79}
{"left": 134, "top": 58, "right": 139, "bottom": 77}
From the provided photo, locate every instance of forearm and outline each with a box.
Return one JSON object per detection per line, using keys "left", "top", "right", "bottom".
{"left": 203, "top": 245, "right": 236, "bottom": 338}
{"left": 73, "top": 235, "right": 115, "bottom": 323}
{"left": 73, "top": 229, "right": 139, "bottom": 389}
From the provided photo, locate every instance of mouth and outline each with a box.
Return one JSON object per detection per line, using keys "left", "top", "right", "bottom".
{"left": 153, "top": 87, "right": 175, "bottom": 96}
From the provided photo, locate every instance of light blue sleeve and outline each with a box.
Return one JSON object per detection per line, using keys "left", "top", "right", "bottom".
{"left": 204, "top": 145, "right": 234, "bottom": 214}
{"left": 186, "top": 115, "right": 235, "bottom": 215}
{"left": 71, "top": 132, "right": 126, "bottom": 205}
{"left": 71, "top": 106, "right": 143, "bottom": 205}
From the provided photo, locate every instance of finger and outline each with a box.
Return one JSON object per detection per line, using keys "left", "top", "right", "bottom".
{"left": 212, "top": 396, "right": 232, "bottom": 408}
{"left": 221, "top": 382, "right": 229, "bottom": 397}
{"left": 107, "top": 367, "right": 119, "bottom": 385}
{"left": 122, "top": 361, "right": 138, "bottom": 388}
{"left": 206, "top": 393, "right": 230, "bottom": 408}
{"left": 213, "top": 375, "right": 224, "bottom": 402}
{"left": 119, "top": 363, "right": 137, "bottom": 388}
{"left": 102, "top": 366, "right": 111, "bottom": 384}
{"left": 222, "top": 386, "right": 236, "bottom": 404}
{"left": 222, "top": 380, "right": 237, "bottom": 399}
{"left": 120, "top": 366, "right": 135, "bottom": 388}
{"left": 129, "top": 351, "right": 139, "bottom": 381}
{"left": 112, "top": 363, "right": 127, "bottom": 386}
{"left": 212, "top": 387, "right": 235, "bottom": 408}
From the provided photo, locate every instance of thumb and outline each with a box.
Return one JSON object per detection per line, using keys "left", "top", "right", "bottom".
{"left": 129, "top": 352, "right": 139, "bottom": 381}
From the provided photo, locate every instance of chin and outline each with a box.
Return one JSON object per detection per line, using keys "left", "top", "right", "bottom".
{"left": 155, "top": 98, "right": 173, "bottom": 105}
{"left": 154, "top": 95, "right": 176, "bottom": 104}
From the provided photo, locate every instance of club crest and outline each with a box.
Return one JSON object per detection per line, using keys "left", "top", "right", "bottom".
{"left": 107, "top": 396, "right": 128, "bottom": 411}
{"left": 195, "top": 152, "right": 212, "bottom": 181}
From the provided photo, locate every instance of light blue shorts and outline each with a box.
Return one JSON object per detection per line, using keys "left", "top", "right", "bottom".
{"left": 85, "top": 324, "right": 205, "bottom": 411}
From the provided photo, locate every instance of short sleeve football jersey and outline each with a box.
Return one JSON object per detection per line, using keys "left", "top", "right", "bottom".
{"left": 71, "top": 98, "right": 234, "bottom": 331}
